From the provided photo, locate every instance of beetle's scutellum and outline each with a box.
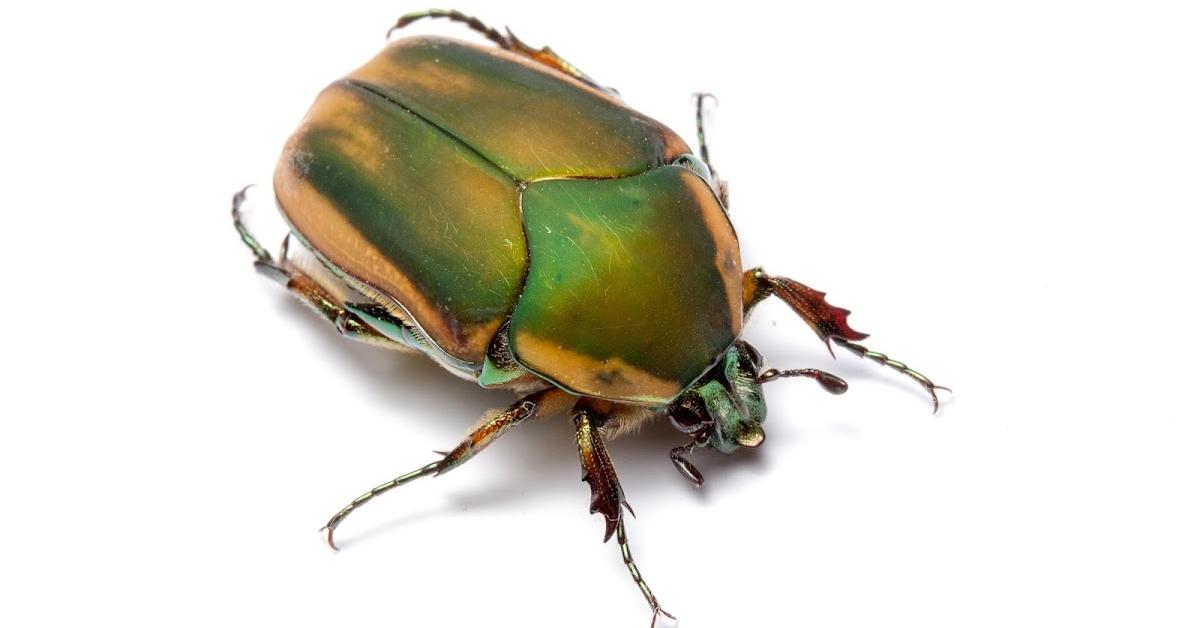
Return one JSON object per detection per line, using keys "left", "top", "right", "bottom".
{"left": 234, "top": 10, "right": 947, "bottom": 626}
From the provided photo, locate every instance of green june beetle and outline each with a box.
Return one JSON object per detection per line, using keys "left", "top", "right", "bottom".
{"left": 232, "top": 10, "right": 947, "bottom": 626}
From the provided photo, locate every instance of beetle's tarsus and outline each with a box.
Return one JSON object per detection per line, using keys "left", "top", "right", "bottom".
{"left": 576, "top": 411, "right": 672, "bottom": 625}
{"left": 388, "top": 9, "right": 508, "bottom": 49}
{"left": 693, "top": 92, "right": 719, "bottom": 170}
{"left": 649, "top": 604, "right": 676, "bottom": 628}
{"left": 616, "top": 519, "right": 674, "bottom": 628}
{"left": 319, "top": 396, "right": 542, "bottom": 550}
{"left": 744, "top": 269, "right": 946, "bottom": 413}
{"left": 320, "top": 525, "right": 340, "bottom": 551}
{"left": 386, "top": 9, "right": 610, "bottom": 94}
{"left": 232, "top": 185, "right": 273, "bottom": 263}
{"left": 831, "top": 337, "right": 950, "bottom": 413}
{"left": 692, "top": 92, "right": 728, "bottom": 207}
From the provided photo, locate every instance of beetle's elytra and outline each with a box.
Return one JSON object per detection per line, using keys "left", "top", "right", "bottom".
{"left": 234, "top": 9, "right": 946, "bottom": 626}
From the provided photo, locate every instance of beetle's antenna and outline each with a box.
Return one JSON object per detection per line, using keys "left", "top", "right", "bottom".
{"left": 757, "top": 367, "right": 849, "bottom": 395}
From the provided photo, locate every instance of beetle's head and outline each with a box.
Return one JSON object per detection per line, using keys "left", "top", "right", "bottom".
{"left": 668, "top": 341, "right": 767, "bottom": 454}
{"left": 668, "top": 341, "right": 848, "bottom": 455}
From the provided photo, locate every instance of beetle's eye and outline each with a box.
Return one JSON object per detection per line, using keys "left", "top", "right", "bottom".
{"left": 669, "top": 402, "right": 707, "bottom": 434}
{"left": 743, "top": 343, "right": 764, "bottom": 369}
{"left": 673, "top": 154, "right": 712, "bottom": 183}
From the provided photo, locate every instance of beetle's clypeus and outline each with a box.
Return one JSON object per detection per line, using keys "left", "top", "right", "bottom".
{"left": 233, "top": 9, "right": 947, "bottom": 626}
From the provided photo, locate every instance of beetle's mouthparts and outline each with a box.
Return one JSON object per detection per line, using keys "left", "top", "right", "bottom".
{"left": 756, "top": 368, "right": 849, "bottom": 395}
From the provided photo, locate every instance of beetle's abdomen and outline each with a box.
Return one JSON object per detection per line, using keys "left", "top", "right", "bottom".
{"left": 511, "top": 166, "right": 743, "bottom": 404}
{"left": 345, "top": 37, "right": 690, "bottom": 180}
{"left": 274, "top": 81, "right": 527, "bottom": 365}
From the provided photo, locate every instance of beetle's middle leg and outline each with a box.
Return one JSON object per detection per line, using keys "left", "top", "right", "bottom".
{"left": 388, "top": 9, "right": 611, "bottom": 94}
{"left": 321, "top": 389, "right": 567, "bottom": 549}
{"left": 574, "top": 405, "right": 674, "bottom": 627}
{"left": 743, "top": 267, "right": 949, "bottom": 412}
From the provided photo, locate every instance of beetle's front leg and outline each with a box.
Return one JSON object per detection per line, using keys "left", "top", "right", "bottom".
{"left": 743, "top": 267, "right": 949, "bottom": 412}
{"left": 574, "top": 406, "right": 674, "bottom": 627}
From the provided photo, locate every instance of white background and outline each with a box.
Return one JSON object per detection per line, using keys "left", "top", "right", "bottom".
{"left": 3, "top": 2, "right": 1198, "bottom": 627}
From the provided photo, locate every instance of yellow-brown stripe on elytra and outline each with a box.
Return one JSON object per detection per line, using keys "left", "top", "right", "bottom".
{"left": 273, "top": 81, "right": 525, "bottom": 365}
{"left": 274, "top": 172, "right": 503, "bottom": 364}
{"left": 509, "top": 167, "right": 741, "bottom": 404}
{"left": 514, "top": 331, "right": 682, "bottom": 405}
{"left": 684, "top": 173, "right": 744, "bottom": 335}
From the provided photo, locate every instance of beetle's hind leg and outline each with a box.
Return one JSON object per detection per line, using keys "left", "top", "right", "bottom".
{"left": 744, "top": 268, "right": 950, "bottom": 412}
{"left": 389, "top": 9, "right": 612, "bottom": 94}
{"left": 390, "top": 9, "right": 509, "bottom": 48}
{"left": 321, "top": 390, "right": 562, "bottom": 549}
{"left": 693, "top": 93, "right": 729, "bottom": 207}
{"left": 574, "top": 406, "right": 674, "bottom": 627}
{"left": 231, "top": 188, "right": 404, "bottom": 349}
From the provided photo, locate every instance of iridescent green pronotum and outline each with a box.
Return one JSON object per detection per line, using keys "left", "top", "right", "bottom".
{"left": 233, "top": 9, "right": 948, "bottom": 626}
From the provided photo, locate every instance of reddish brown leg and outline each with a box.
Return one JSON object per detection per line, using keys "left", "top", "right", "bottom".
{"left": 575, "top": 408, "right": 674, "bottom": 627}
{"left": 744, "top": 267, "right": 949, "bottom": 412}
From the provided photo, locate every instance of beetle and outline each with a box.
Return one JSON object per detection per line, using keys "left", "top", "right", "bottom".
{"left": 233, "top": 9, "right": 947, "bottom": 626}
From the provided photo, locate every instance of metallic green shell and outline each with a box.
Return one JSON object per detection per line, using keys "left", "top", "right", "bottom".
{"left": 274, "top": 80, "right": 524, "bottom": 364}
{"left": 512, "top": 166, "right": 742, "bottom": 404}
{"left": 274, "top": 36, "right": 741, "bottom": 402}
